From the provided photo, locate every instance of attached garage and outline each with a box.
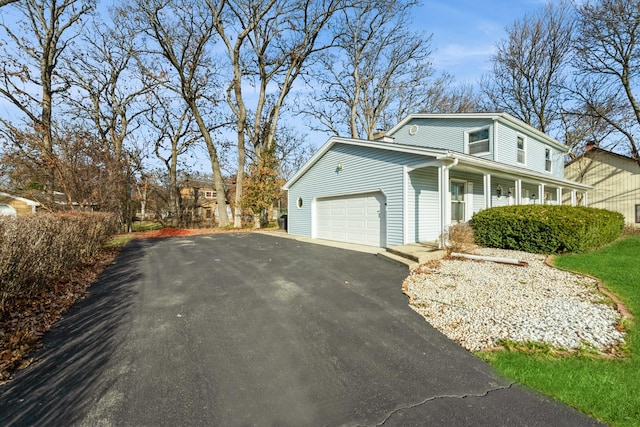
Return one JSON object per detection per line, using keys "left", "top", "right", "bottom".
{"left": 314, "top": 192, "right": 386, "bottom": 247}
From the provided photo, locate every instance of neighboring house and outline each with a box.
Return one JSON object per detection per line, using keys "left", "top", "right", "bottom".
{"left": 0, "top": 192, "right": 40, "bottom": 217}
{"left": 180, "top": 180, "right": 220, "bottom": 223}
{"left": 283, "top": 113, "right": 591, "bottom": 248}
{"left": 565, "top": 143, "right": 640, "bottom": 227}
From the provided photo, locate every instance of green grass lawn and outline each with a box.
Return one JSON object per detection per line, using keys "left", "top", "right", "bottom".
{"left": 131, "top": 221, "right": 163, "bottom": 232}
{"left": 477, "top": 235, "right": 640, "bottom": 427}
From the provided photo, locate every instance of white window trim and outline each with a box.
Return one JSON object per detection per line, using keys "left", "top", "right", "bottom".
{"left": 450, "top": 179, "right": 472, "bottom": 223}
{"left": 465, "top": 125, "right": 492, "bottom": 156}
{"left": 544, "top": 148, "right": 552, "bottom": 173}
{"left": 516, "top": 133, "right": 526, "bottom": 165}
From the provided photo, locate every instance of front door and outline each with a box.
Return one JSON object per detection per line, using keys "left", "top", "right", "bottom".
{"left": 450, "top": 181, "right": 466, "bottom": 223}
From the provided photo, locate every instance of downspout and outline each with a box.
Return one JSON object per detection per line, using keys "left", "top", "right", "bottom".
{"left": 440, "top": 156, "right": 459, "bottom": 248}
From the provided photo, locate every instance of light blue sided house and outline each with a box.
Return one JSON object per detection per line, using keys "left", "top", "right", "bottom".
{"left": 283, "top": 113, "right": 591, "bottom": 248}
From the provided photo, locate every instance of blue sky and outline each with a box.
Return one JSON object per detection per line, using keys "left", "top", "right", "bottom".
{"left": 0, "top": 0, "right": 554, "bottom": 172}
{"left": 418, "top": 0, "right": 548, "bottom": 83}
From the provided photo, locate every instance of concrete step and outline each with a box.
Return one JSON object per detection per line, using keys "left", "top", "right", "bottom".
{"left": 376, "top": 251, "right": 419, "bottom": 269}
{"left": 385, "top": 244, "right": 446, "bottom": 265}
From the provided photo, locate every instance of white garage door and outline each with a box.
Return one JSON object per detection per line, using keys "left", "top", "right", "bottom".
{"left": 315, "top": 192, "right": 385, "bottom": 247}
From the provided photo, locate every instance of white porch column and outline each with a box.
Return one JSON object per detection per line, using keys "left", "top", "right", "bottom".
{"left": 440, "top": 164, "right": 451, "bottom": 245}
{"left": 538, "top": 183, "right": 545, "bottom": 204}
{"left": 557, "top": 187, "right": 563, "bottom": 205}
{"left": 571, "top": 189, "right": 577, "bottom": 206}
{"left": 483, "top": 173, "right": 492, "bottom": 209}
{"left": 583, "top": 191, "right": 588, "bottom": 206}
{"left": 515, "top": 179, "right": 522, "bottom": 205}
{"left": 403, "top": 166, "right": 408, "bottom": 244}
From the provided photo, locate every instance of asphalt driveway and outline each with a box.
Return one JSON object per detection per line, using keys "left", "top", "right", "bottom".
{"left": 0, "top": 233, "right": 602, "bottom": 426}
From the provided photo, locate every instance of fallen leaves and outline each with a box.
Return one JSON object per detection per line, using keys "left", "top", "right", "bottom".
{"left": 0, "top": 247, "right": 121, "bottom": 384}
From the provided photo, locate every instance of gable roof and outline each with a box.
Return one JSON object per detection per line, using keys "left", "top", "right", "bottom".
{"left": 283, "top": 136, "right": 591, "bottom": 191}
{"left": 386, "top": 112, "right": 569, "bottom": 153}
{"left": 565, "top": 145, "right": 638, "bottom": 167}
{"left": 283, "top": 137, "right": 447, "bottom": 189}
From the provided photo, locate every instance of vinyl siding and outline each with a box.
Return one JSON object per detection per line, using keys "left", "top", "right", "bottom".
{"left": 287, "top": 142, "right": 427, "bottom": 246}
{"left": 527, "top": 137, "right": 565, "bottom": 178}
{"left": 565, "top": 151, "right": 640, "bottom": 225}
{"left": 494, "top": 122, "right": 517, "bottom": 166}
{"left": 407, "top": 167, "right": 440, "bottom": 242}
{"left": 521, "top": 183, "right": 539, "bottom": 204}
{"left": 450, "top": 171, "right": 485, "bottom": 215}
{"left": 495, "top": 121, "right": 565, "bottom": 178}
{"left": 391, "top": 118, "right": 493, "bottom": 154}
{"left": 491, "top": 177, "right": 516, "bottom": 207}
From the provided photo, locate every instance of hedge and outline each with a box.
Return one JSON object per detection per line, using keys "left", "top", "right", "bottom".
{"left": 0, "top": 212, "right": 119, "bottom": 311}
{"left": 471, "top": 205, "right": 624, "bottom": 254}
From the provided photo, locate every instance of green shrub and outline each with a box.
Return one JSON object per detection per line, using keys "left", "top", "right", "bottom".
{"left": 0, "top": 212, "right": 118, "bottom": 311}
{"left": 471, "top": 205, "right": 624, "bottom": 254}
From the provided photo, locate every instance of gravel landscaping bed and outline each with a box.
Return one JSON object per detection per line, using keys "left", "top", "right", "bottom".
{"left": 404, "top": 248, "right": 626, "bottom": 353}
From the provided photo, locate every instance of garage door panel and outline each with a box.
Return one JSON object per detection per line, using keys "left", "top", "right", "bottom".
{"left": 315, "top": 192, "right": 385, "bottom": 247}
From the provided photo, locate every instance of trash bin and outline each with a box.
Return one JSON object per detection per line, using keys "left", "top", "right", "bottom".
{"left": 278, "top": 214, "right": 288, "bottom": 231}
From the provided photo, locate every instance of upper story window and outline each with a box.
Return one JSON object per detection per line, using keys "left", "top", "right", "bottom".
{"left": 204, "top": 191, "right": 215, "bottom": 198}
{"left": 467, "top": 127, "right": 490, "bottom": 155}
{"left": 517, "top": 135, "right": 526, "bottom": 164}
{"left": 545, "top": 148, "right": 552, "bottom": 172}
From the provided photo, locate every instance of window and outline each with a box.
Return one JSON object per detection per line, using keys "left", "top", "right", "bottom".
{"left": 636, "top": 204, "right": 640, "bottom": 223}
{"left": 204, "top": 191, "right": 215, "bottom": 198}
{"left": 450, "top": 181, "right": 466, "bottom": 222}
{"left": 296, "top": 197, "right": 303, "bottom": 209}
{"left": 467, "top": 127, "right": 490, "bottom": 155}
{"left": 545, "top": 148, "right": 552, "bottom": 172}
{"left": 517, "top": 135, "right": 525, "bottom": 164}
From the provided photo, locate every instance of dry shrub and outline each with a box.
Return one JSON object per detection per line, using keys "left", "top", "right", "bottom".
{"left": 444, "top": 223, "right": 477, "bottom": 255}
{"left": 0, "top": 212, "right": 118, "bottom": 311}
{"left": 623, "top": 224, "right": 640, "bottom": 236}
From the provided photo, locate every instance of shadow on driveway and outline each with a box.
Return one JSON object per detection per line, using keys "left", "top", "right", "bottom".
{"left": 0, "top": 233, "right": 605, "bottom": 426}
{"left": 0, "top": 239, "right": 149, "bottom": 425}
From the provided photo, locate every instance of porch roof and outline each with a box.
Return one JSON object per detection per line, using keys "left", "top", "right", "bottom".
{"left": 438, "top": 151, "right": 592, "bottom": 191}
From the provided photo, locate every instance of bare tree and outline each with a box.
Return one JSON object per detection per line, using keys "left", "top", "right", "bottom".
{"left": 571, "top": 0, "right": 640, "bottom": 165}
{"left": 302, "top": 0, "right": 477, "bottom": 140}
{"left": 121, "top": 0, "right": 231, "bottom": 225}
{"left": 271, "top": 123, "right": 313, "bottom": 181}
{"left": 0, "top": 0, "right": 19, "bottom": 7}
{"left": 147, "top": 91, "right": 200, "bottom": 227}
{"left": 63, "top": 17, "right": 152, "bottom": 228}
{"left": 480, "top": 1, "right": 573, "bottom": 135}
{"left": 209, "top": 0, "right": 344, "bottom": 228}
{"left": 414, "top": 74, "right": 479, "bottom": 115}
{"left": 0, "top": 0, "right": 94, "bottom": 205}
{"left": 560, "top": 106, "right": 616, "bottom": 161}
{"left": 0, "top": 123, "right": 123, "bottom": 212}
